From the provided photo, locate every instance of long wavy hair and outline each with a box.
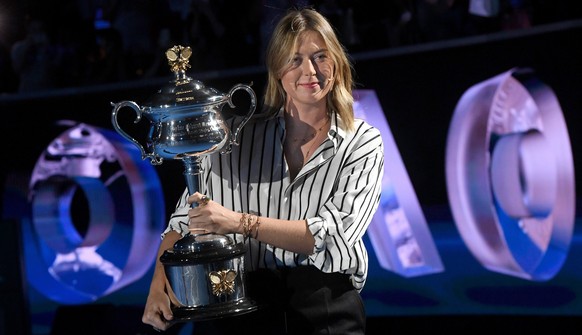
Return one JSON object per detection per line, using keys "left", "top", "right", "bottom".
{"left": 258, "top": 8, "right": 355, "bottom": 131}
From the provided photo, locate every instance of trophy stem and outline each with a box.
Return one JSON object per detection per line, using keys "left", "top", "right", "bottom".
{"left": 182, "top": 156, "right": 202, "bottom": 209}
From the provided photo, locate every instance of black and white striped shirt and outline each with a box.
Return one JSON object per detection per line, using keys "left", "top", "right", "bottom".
{"left": 164, "top": 109, "right": 384, "bottom": 291}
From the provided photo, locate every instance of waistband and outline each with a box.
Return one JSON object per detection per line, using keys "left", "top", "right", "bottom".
{"left": 248, "top": 266, "right": 353, "bottom": 293}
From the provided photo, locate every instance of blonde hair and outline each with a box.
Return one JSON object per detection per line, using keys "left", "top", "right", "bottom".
{"left": 260, "top": 8, "right": 355, "bottom": 130}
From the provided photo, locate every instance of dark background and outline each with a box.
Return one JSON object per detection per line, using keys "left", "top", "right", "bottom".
{"left": 2, "top": 14, "right": 581, "bottom": 212}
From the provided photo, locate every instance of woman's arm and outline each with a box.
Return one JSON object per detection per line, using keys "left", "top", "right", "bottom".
{"left": 187, "top": 192, "right": 316, "bottom": 255}
{"left": 141, "top": 230, "right": 182, "bottom": 330}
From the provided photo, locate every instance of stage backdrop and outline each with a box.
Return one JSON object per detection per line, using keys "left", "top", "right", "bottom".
{"left": 1, "top": 19, "right": 581, "bottom": 335}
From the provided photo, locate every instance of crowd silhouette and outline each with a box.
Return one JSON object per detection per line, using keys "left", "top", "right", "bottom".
{"left": 0, "top": 0, "right": 581, "bottom": 95}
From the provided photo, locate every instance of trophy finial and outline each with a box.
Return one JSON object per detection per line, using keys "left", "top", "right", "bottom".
{"left": 166, "top": 45, "right": 192, "bottom": 75}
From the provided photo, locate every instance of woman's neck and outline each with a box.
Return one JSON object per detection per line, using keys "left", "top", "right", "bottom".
{"left": 284, "top": 101, "right": 329, "bottom": 132}
{"left": 283, "top": 103, "right": 331, "bottom": 180}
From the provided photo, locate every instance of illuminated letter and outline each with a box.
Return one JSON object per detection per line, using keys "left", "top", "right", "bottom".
{"left": 25, "top": 122, "right": 165, "bottom": 303}
{"left": 355, "top": 90, "right": 443, "bottom": 277}
{"left": 445, "top": 68, "right": 575, "bottom": 280}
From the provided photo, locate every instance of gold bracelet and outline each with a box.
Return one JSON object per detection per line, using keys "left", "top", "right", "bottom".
{"left": 240, "top": 213, "right": 249, "bottom": 237}
{"left": 253, "top": 216, "right": 261, "bottom": 239}
{"left": 245, "top": 214, "right": 252, "bottom": 237}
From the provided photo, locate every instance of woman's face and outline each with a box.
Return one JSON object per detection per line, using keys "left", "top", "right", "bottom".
{"left": 280, "top": 30, "right": 335, "bottom": 107}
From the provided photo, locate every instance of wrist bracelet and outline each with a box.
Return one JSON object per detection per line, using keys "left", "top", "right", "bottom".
{"left": 253, "top": 216, "right": 261, "bottom": 239}
{"left": 240, "top": 213, "right": 250, "bottom": 237}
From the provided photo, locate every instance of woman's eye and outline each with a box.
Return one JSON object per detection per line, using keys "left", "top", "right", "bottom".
{"left": 291, "top": 57, "right": 301, "bottom": 66}
{"left": 314, "top": 53, "right": 327, "bottom": 62}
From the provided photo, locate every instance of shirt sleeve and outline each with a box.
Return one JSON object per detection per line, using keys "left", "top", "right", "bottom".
{"left": 307, "top": 123, "right": 384, "bottom": 272}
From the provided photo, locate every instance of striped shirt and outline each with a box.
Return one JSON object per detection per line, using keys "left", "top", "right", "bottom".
{"left": 163, "top": 109, "right": 384, "bottom": 291}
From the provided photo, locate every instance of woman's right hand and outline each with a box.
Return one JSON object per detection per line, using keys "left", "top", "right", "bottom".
{"left": 142, "top": 230, "right": 182, "bottom": 331}
{"left": 142, "top": 288, "right": 174, "bottom": 331}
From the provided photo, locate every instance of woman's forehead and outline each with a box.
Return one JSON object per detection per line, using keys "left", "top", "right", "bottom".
{"left": 295, "top": 30, "right": 326, "bottom": 51}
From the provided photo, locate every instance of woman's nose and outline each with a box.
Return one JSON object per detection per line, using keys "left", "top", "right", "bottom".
{"left": 302, "top": 59, "right": 316, "bottom": 76}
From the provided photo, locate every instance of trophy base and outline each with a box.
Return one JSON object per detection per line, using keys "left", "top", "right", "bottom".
{"left": 172, "top": 298, "right": 259, "bottom": 322}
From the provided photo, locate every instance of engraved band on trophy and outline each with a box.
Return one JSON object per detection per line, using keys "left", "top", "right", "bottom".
{"left": 111, "top": 45, "right": 258, "bottom": 322}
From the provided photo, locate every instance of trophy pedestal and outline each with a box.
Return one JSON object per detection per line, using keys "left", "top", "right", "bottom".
{"left": 172, "top": 297, "right": 258, "bottom": 322}
{"left": 160, "top": 233, "right": 258, "bottom": 322}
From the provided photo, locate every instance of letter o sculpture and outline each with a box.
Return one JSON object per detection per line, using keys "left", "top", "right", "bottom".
{"left": 445, "top": 68, "right": 575, "bottom": 280}
{"left": 26, "top": 123, "right": 165, "bottom": 303}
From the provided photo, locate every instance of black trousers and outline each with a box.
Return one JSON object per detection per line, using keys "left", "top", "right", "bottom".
{"left": 192, "top": 266, "right": 366, "bottom": 335}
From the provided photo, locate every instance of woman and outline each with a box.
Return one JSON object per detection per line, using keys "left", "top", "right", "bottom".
{"left": 142, "top": 7, "right": 384, "bottom": 335}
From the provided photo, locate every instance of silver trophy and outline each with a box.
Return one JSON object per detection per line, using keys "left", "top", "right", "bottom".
{"left": 111, "top": 45, "right": 258, "bottom": 321}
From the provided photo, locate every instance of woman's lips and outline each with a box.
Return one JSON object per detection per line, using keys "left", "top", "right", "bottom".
{"left": 299, "top": 82, "right": 320, "bottom": 88}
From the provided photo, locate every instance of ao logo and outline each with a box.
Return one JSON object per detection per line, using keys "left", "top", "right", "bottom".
{"left": 24, "top": 68, "right": 575, "bottom": 303}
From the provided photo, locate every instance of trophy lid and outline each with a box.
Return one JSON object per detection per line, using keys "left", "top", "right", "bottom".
{"left": 160, "top": 233, "right": 246, "bottom": 264}
{"left": 143, "top": 45, "right": 228, "bottom": 109}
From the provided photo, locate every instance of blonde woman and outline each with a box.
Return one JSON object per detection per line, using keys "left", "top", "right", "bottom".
{"left": 143, "top": 7, "right": 384, "bottom": 335}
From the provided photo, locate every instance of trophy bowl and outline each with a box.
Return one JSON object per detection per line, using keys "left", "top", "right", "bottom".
{"left": 111, "top": 45, "right": 256, "bottom": 165}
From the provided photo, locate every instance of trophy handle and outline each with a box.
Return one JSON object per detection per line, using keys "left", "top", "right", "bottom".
{"left": 111, "top": 101, "right": 163, "bottom": 165}
{"left": 225, "top": 83, "right": 257, "bottom": 151}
